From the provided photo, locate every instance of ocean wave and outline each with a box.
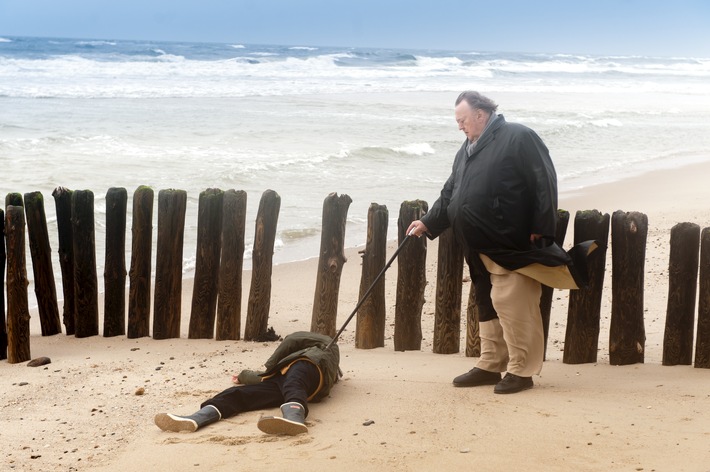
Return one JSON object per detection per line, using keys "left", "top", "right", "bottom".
{"left": 0, "top": 37, "right": 12, "bottom": 43}
{"left": 392, "top": 143, "right": 436, "bottom": 155}
{"left": 279, "top": 227, "right": 320, "bottom": 240}
{"left": 76, "top": 40, "right": 117, "bottom": 47}
{"left": 3, "top": 39, "right": 710, "bottom": 99}
{"left": 589, "top": 118, "right": 623, "bottom": 128}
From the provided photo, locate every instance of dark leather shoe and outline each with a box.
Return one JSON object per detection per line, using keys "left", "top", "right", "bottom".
{"left": 494, "top": 373, "right": 533, "bottom": 394}
{"left": 453, "top": 368, "right": 501, "bottom": 387}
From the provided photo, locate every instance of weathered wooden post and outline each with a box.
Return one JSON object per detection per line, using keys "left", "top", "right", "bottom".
{"left": 6, "top": 205, "right": 31, "bottom": 363}
{"left": 0, "top": 208, "right": 6, "bottom": 360}
{"left": 189, "top": 188, "right": 224, "bottom": 339}
{"left": 153, "top": 189, "right": 187, "bottom": 340}
{"left": 104, "top": 187, "right": 128, "bottom": 337}
{"left": 309, "top": 192, "right": 351, "bottom": 338}
{"left": 540, "top": 209, "right": 569, "bottom": 359}
{"left": 24, "top": 191, "right": 62, "bottom": 336}
{"left": 465, "top": 283, "right": 481, "bottom": 357}
{"left": 216, "top": 190, "right": 247, "bottom": 341}
{"left": 52, "top": 187, "right": 76, "bottom": 335}
{"left": 662, "top": 222, "right": 700, "bottom": 366}
{"left": 433, "top": 228, "right": 464, "bottom": 354}
{"left": 355, "top": 203, "right": 388, "bottom": 349}
{"left": 72, "top": 190, "right": 99, "bottom": 338}
{"left": 609, "top": 211, "right": 647, "bottom": 365}
{"left": 394, "top": 200, "right": 428, "bottom": 351}
{"left": 128, "top": 186, "right": 153, "bottom": 339}
{"left": 244, "top": 190, "right": 281, "bottom": 341}
{"left": 695, "top": 228, "right": 710, "bottom": 368}
{"left": 564, "top": 210, "right": 610, "bottom": 364}
{"left": 5, "top": 193, "right": 23, "bottom": 208}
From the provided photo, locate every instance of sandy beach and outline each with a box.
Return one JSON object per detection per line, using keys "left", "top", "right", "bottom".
{"left": 3, "top": 161, "right": 710, "bottom": 472}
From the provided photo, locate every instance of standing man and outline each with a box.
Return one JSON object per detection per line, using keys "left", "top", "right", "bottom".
{"left": 407, "top": 91, "right": 558, "bottom": 394}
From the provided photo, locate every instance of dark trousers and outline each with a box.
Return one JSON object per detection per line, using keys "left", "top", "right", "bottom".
{"left": 201, "top": 360, "right": 320, "bottom": 419}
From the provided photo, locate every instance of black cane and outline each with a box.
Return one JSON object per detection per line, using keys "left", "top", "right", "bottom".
{"left": 325, "top": 233, "right": 413, "bottom": 350}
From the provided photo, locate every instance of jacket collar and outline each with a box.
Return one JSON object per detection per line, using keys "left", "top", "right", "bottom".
{"left": 467, "top": 114, "right": 505, "bottom": 157}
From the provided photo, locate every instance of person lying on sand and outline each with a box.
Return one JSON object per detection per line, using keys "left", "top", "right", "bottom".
{"left": 154, "top": 331, "right": 340, "bottom": 436}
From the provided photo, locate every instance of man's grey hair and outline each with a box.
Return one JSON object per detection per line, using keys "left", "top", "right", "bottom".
{"left": 455, "top": 91, "right": 498, "bottom": 114}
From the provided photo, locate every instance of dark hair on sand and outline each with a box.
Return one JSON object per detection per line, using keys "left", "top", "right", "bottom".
{"left": 455, "top": 91, "right": 498, "bottom": 114}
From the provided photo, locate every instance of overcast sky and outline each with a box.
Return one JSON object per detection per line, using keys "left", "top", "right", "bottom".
{"left": 1, "top": 0, "right": 709, "bottom": 57}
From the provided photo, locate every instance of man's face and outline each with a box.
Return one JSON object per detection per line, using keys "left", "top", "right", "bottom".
{"left": 455, "top": 101, "right": 487, "bottom": 142}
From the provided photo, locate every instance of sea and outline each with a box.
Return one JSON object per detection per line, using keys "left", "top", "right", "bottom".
{"left": 2, "top": 35, "right": 710, "bottom": 288}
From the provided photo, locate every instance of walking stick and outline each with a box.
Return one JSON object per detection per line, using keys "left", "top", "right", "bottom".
{"left": 325, "top": 233, "right": 413, "bottom": 350}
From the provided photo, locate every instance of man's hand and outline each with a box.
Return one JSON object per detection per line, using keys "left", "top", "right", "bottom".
{"left": 407, "top": 220, "right": 429, "bottom": 238}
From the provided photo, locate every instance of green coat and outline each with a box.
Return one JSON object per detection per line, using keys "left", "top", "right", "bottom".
{"left": 237, "top": 331, "right": 340, "bottom": 401}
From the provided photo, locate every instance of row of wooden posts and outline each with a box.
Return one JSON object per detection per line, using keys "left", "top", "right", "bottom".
{"left": 2, "top": 187, "right": 710, "bottom": 369}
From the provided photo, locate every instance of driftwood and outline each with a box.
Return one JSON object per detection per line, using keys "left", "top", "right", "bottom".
{"left": 662, "top": 222, "right": 700, "bottom": 366}
{"left": 433, "top": 228, "right": 464, "bottom": 354}
{"left": 189, "top": 189, "right": 224, "bottom": 339}
{"left": 23, "top": 191, "right": 62, "bottom": 336}
{"left": 563, "top": 210, "right": 610, "bottom": 364}
{"left": 540, "top": 209, "right": 569, "bottom": 359}
{"left": 5, "top": 206, "right": 31, "bottom": 363}
{"left": 355, "top": 203, "right": 388, "bottom": 349}
{"left": 309, "top": 192, "right": 351, "bottom": 338}
{"left": 216, "top": 190, "right": 247, "bottom": 341}
{"left": 103, "top": 187, "right": 127, "bottom": 337}
{"left": 244, "top": 190, "right": 282, "bottom": 340}
{"left": 695, "top": 228, "right": 710, "bottom": 368}
{"left": 128, "top": 186, "right": 154, "bottom": 338}
{"left": 153, "top": 189, "right": 187, "bottom": 340}
{"left": 609, "top": 211, "right": 647, "bottom": 365}
{"left": 71, "top": 190, "right": 99, "bottom": 338}
{"left": 52, "top": 187, "right": 76, "bottom": 335}
{"left": 394, "top": 200, "right": 427, "bottom": 351}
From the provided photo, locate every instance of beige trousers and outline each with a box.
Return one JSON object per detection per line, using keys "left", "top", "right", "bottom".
{"left": 475, "top": 256, "right": 544, "bottom": 377}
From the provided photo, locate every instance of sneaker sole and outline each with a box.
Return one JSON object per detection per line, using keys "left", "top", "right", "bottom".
{"left": 257, "top": 416, "right": 308, "bottom": 436}
{"left": 154, "top": 413, "right": 198, "bottom": 432}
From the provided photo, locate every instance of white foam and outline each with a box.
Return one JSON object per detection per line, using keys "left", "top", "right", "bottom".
{"left": 392, "top": 143, "right": 436, "bottom": 156}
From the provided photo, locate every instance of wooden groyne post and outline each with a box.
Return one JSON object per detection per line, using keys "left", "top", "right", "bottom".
{"left": 5, "top": 192, "right": 23, "bottom": 208}
{"left": 355, "top": 203, "right": 388, "bottom": 349}
{"left": 72, "top": 190, "right": 99, "bottom": 338}
{"left": 695, "top": 227, "right": 710, "bottom": 368}
{"left": 244, "top": 190, "right": 281, "bottom": 340}
{"left": 216, "top": 190, "right": 247, "bottom": 341}
{"left": 540, "top": 209, "right": 569, "bottom": 359}
{"left": 394, "top": 200, "right": 428, "bottom": 351}
{"left": 128, "top": 186, "right": 153, "bottom": 339}
{"left": 433, "top": 228, "right": 464, "bottom": 354}
{"left": 189, "top": 189, "right": 224, "bottom": 339}
{"left": 24, "top": 191, "right": 62, "bottom": 336}
{"left": 609, "top": 211, "right": 647, "bottom": 365}
{"left": 564, "top": 210, "right": 610, "bottom": 364}
{"left": 662, "top": 222, "right": 700, "bottom": 366}
{"left": 6, "top": 205, "right": 31, "bottom": 363}
{"left": 465, "top": 283, "right": 481, "bottom": 357}
{"left": 0, "top": 208, "right": 6, "bottom": 360}
{"left": 309, "top": 192, "right": 351, "bottom": 338}
{"left": 104, "top": 187, "right": 127, "bottom": 337}
{"left": 52, "top": 187, "right": 76, "bottom": 335}
{"left": 152, "top": 189, "right": 187, "bottom": 340}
